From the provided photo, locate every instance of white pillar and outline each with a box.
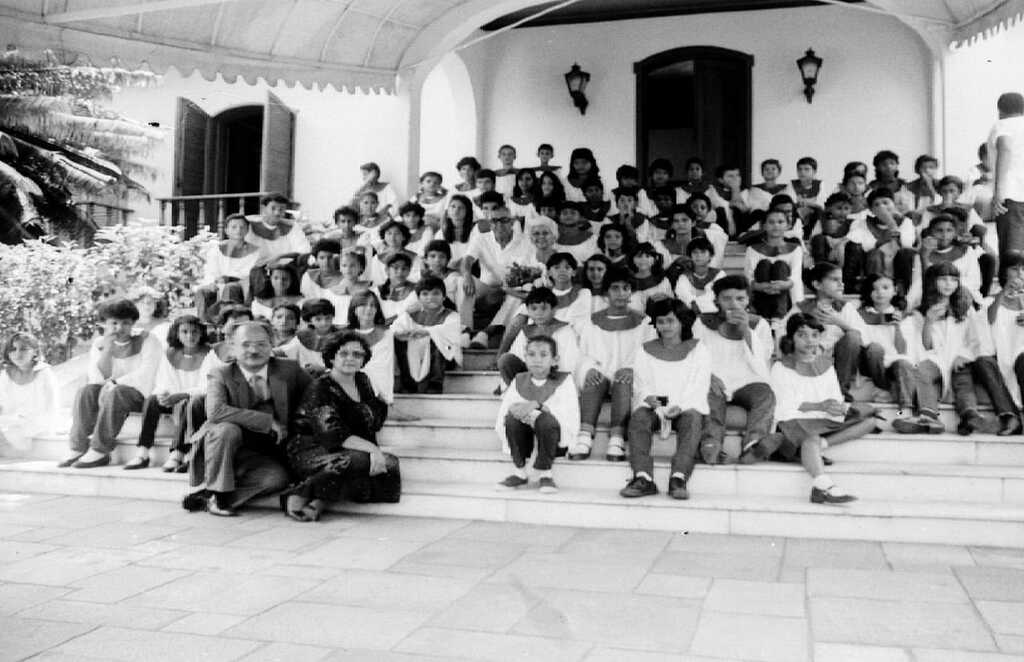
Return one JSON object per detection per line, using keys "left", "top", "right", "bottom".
{"left": 396, "top": 65, "right": 429, "bottom": 200}
{"left": 930, "top": 53, "right": 947, "bottom": 167}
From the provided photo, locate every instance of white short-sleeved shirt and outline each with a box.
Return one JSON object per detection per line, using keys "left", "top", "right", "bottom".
{"left": 989, "top": 115, "right": 1024, "bottom": 201}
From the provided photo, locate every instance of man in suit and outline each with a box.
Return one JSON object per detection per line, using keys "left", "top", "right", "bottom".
{"left": 184, "top": 320, "right": 312, "bottom": 516}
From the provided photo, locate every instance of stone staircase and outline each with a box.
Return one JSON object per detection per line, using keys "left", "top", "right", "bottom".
{"left": 3, "top": 346, "right": 1024, "bottom": 548}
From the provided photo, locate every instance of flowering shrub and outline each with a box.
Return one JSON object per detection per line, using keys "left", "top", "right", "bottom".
{"left": 0, "top": 224, "right": 212, "bottom": 363}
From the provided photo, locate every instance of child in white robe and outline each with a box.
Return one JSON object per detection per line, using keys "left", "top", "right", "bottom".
{"left": 495, "top": 335, "right": 579, "bottom": 494}
{"left": 392, "top": 277, "right": 462, "bottom": 394}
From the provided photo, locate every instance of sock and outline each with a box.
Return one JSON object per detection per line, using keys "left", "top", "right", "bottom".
{"left": 812, "top": 474, "right": 834, "bottom": 491}
{"left": 513, "top": 466, "right": 527, "bottom": 479}
{"left": 537, "top": 469, "right": 552, "bottom": 479}
{"left": 575, "top": 431, "right": 593, "bottom": 447}
{"left": 637, "top": 471, "right": 653, "bottom": 481}
{"left": 671, "top": 471, "right": 686, "bottom": 481}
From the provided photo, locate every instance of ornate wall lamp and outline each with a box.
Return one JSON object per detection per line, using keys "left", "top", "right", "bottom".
{"left": 564, "top": 63, "right": 590, "bottom": 115}
{"left": 796, "top": 48, "right": 822, "bottom": 103}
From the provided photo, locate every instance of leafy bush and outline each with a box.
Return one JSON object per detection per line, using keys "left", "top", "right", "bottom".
{"left": 0, "top": 224, "right": 212, "bottom": 364}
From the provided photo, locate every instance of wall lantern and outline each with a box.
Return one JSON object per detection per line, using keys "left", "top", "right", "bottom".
{"left": 796, "top": 48, "right": 822, "bottom": 103}
{"left": 564, "top": 63, "right": 590, "bottom": 115}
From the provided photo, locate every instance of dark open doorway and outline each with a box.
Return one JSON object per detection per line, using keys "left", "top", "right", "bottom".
{"left": 635, "top": 46, "right": 752, "bottom": 185}
{"left": 211, "top": 105, "right": 263, "bottom": 210}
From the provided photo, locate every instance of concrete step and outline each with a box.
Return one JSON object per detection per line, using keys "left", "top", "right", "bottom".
{"left": 2, "top": 461, "right": 1021, "bottom": 547}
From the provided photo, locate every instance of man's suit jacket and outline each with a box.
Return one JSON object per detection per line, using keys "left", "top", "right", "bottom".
{"left": 198, "top": 358, "right": 313, "bottom": 439}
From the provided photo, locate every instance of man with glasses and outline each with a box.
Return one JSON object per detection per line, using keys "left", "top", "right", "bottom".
{"left": 461, "top": 206, "right": 529, "bottom": 348}
{"left": 183, "top": 320, "right": 312, "bottom": 516}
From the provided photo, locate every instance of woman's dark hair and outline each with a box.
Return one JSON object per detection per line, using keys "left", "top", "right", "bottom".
{"left": 645, "top": 298, "right": 696, "bottom": 340}
{"left": 513, "top": 168, "right": 537, "bottom": 199}
{"left": 597, "top": 223, "right": 637, "bottom": 256}
{"left": 424, "top": 239, "right": 452, "bottom": 261}
{"left": 322, "top": 331, "right": 372, "bottom": 369}
{"left": 524, "top": 286, "right": 558, "bottom": 308}
{"left": 442, "top": 195, "right": 474, "bottom": 244}
{"left": 260, "top": 263, "right": 301, "bottom": 298}
{"left": 166, "top": 314, "right": 209, "bottom": 349}
{"left": 378, "top": 219, "right": 412, "bottom": 244}
{"left": 476, "top": 169, "right": 496, "bottom": 183}
{"left": 537, "top": 171, "right": 566, "bottom": 203}
{"left": 859, "top": 273, "right": 906, "bottom": 312}
{"left": 919, "top": 262, "right": 973, "bottom": 321}
{"left": 807, "top": 261, "right": 841, "bottom": 294}
{"left": 97, "top": 298, "right": 140, "bottom": 322}
{"left": 568, "top": 147, "right": 599, "bottom": 177}
{"left": 583, "top": 253, "right": 613, "bottom": 292}
{"left": 603, "top": 266, "right": 634, "bottom": 291}
{"left": 630, "top": 242, "right": 664, "bottom": 278}
{"left": 999, "top": 253, "right": 1024, "bottom": 287}
{"left": 347, "top": 290, "right": 386, "bottom": 328}
{"left": 779, "top": 312, "right": 826, "bottom": 355}
{"left": 301, "top": 298, "right": 336, "bottom": 322}
{"left": 843, "top": 161, "right": 868, "bottom": 177}
{"left": 2, "top": 332, "right": 41, "bottom": 367}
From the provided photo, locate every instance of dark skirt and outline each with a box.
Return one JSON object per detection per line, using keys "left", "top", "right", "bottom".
{"left": 284, "top": 445, "right": 401, "bottom": 503}
{"left": 774, "top": 404, "right": 875, "bottom": 461}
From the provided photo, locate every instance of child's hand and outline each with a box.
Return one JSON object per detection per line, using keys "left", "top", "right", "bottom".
{"left": 926, "top": 303, "right": 947, "bottom": 322}
{"left": 951, "top": 356, "right": 971, "bottom": 372}
{"left": 920, "top": 235, "right": 937, "bottom": 252}
{"left": 644, "top": 396, "right": 662, "bottom": 409}
{"left": 613, "top": 369, "right": 633, "bottom": 385}
{"left": 821, "top": 399, "right": 847, "bottom": 417}
{"left": 725, "top": 309, "right": 749, "bottom": 327}
{"left": 508, "top": 401, "right": 537, "bottom": 421}
{"left": 665, "top": 405, "right": 683, "bottom": 418}
{"left": 584, "top": 369, "right": 604, "bottom": 388}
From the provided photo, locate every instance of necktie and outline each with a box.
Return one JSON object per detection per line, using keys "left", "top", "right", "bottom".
{"left": 250, "top": 375, "right": 268, "bottom": 402}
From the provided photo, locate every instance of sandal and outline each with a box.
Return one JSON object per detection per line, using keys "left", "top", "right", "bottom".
{"left": 279, "top": 494, "right": 311, "bottom": 522}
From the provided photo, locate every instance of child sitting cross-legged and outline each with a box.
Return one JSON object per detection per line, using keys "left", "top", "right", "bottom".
{"left": 280, "top": 299, "right": 343, "bottom": 375}
{"left": 392, "top": 276, "right": 462, "bottom": 394}
{"left": 573, "top": 267, "right": 656, "bottom": 462}
{"left": 620, "top": 299, "right": 711, "bottom": 501}
{"left": 853, "top": 274, "right": 918, "bottom": 411}
{"left": 125, "top": 315, "right": 213, "bottom": 471}
{"left": 766, "top": 314, "right": 877, "bottom": 504}
{"left": 496, "top": 287, "right": 580, "bottom": 389}
{"left": 674, "top": 238, "right": 725, "bottom": 314}
{"left": 495, "top": 335, "right": 580, "bottom": 494}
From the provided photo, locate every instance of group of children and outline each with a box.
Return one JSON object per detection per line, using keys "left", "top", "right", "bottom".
{"left": 5, "top": 143, "right": 1022, "bottom": 508}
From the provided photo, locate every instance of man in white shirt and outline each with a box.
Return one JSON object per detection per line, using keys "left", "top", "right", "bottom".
{"left": 461, "top": 208, "right": 528, "bottom": 347}
{"left": 246, "top": 193, "right": 311, "bottom": 299}
{"left": 991, "top": 92, "right": 1024, "bottom": 259}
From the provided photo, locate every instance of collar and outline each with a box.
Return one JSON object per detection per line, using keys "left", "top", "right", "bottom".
{"left": 797, "top": 297, "right": 845, "bottom": 315}
{"left": 642, "top": 338, "right": 698, "bottom": 362}
{"left": 699, "top": 312, "right": 762, "bottom": 337}
{"left": 238, "top": 363, "right": 269, "bottom": 384}
{"left": 779, "top": 353, "right": 833, "bottom": 376}
{"left": 248, "top": 220, "right": 294, "bottom": 240}
{"left": 752, "top": 241, "right": 798, "bottom": 256}
{"left": 590, "top": 309, "right": 647, "bottom": 331}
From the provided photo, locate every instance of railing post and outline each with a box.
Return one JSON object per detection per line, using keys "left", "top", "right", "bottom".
{"left": 159, "top": 200, "right": 167, "bottom": 226}
{"left": 175, "top": 201, "right": 184, "bottom": 234}
{"left": 194, "top": 200, "right": 206, "bottom": 240}
{"left": 217, "top": 198, "right": 227, "bottom": 237}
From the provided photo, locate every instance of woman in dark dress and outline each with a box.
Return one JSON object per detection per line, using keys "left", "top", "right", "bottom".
{"left": 282, "top": 331, "right": 400, "bottom": 521}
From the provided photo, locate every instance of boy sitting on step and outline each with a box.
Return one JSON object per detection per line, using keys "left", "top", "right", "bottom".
{"left": 280, "top": 299, "right": 342, "bottom": 375}
{"left": 693, "top": 275, "right": 775, "bottom": 465}
{"left": 496, "top": 287, "right": 580, "bottom": 389}
{"left": 495, "top": 335, "right": 580, "bottom": 494}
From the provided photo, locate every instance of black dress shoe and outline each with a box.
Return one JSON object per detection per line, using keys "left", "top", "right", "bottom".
{"left": 821, "top": 455, "right": 834, "bottom": 466}
{"left": 72, "top": 454, "right": 110, "bottom": 469}
{"left": 957, "top": 412, "right": 983, "bottom": 436}
{"left": 810, "top": 486, "right": 857, "bottom": 504}
{"left": 181, "top": 492, "right": 208, "bottom": 512}
{"left": 998, "top": 415, "right": 1022, "bottom": 437}
{"left": 667, "top": 476, "right": 689, "bottom": 500}
{"left": 620, "top": 475, "right": 658, "bottom": 498}
{"left": 207, "top": 493, "right": 237, "bottom": 517}
{"left": 57, "top": 455, "right": 84, "bottom": 468}
{"left": 123, "top": 457, "right": 150, "bottom": 470}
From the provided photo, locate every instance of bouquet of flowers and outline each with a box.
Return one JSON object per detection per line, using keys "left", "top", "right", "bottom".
{"left": 503, "top": 263, "right": 544, "bottom": 290}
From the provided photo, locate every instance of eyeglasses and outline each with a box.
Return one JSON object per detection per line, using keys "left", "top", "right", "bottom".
{"left": 337, "top": 350, "right": 366, "bottom": 359}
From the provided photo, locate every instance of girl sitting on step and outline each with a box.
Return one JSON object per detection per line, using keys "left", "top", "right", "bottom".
{"left": 495, "top": 334, "right": 579, "bottom": 494}
{"left": 126, "top": 315, "right": 213, "bottom": 472}
{"left": 852, "top": 273, "right": 918, "bottom": 414}
{"left": 767, "top": 313, "right": 877, "bottom": 504}
{"left": 0, "top": 332, "right": 58, "bottom": 456}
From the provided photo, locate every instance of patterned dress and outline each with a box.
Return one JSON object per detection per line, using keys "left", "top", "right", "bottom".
{"left": 284, "top": 372, "right": 400, "bottom": 503}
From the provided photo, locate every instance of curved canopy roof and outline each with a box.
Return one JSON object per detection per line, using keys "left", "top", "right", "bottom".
{"left": 0, "top": 0, "right": 1019, "bottom": 92}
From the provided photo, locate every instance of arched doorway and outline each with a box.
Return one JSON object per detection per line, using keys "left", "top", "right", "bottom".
{"left": 635, "top": 46, "right": 753, "bottom": 184}
{"left": 209, "top": 105, "right": 263, "bottom": 205}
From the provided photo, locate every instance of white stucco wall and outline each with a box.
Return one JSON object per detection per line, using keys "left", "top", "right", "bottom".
{"left": 460, "top": 5, "right": 932, "bottom": 188}
{"left": 107, "top": 69, "right": 407, "bottom": 224}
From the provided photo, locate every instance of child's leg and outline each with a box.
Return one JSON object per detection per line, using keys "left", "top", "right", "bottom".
{"left": 671, "top": 409, "right": 703, "bottom": 481}
{"left": 495, "top": 313, "right": 528, "bottom": 356}
{"left": 424, "top": 343, "right": 446, "bottom": 394}
{"left": 94, "top": 385, "right": 146, "bottom": 453}
{"left": 833, "top": 329, "right": 862, "bottom": 400}
{"left": 701, "top": 377, "right": 728, "bottom": 464}
{"left": 394, "top": 339, "right": 416, "bottom": 393}
{"left": 496, "top": 353, "right": 527, "bottom": 387}
{"left": 137, "top": 395, "right": 167, "bottom": 450}
{"left": 751, "top": 259, "right": 777, "bottom": 319}
{"left": 859, "top": 343, "right": 889, "bottom": 389}
{"left": 608, "top": 368, "right": 633, "bottom": 440}
{"left": 504, "top": 414, "right": 535, "bottom": 469}
{"left": 951, "top": 362, "right": 982, "bottom": 433}
{"left": 800, "top": 434, "right": 827, "bottom": 478}
{"left": 892, "top": 248, "right": 917, "bottom": 296}
{"left": 1016, "top": 354, "right": 1024, "bottom": 403}
{"left": 971, "top": 356, "right": 1018, "bottom": 419}
{"left": 979, "top": 253, "right": 997, "bottom": 298}
{"left": 842, "top": 242, "right": 867, "bottom": 294}
{"left": 768, "top": 260, "right": 793, "bottom": 318}
{"left": 887, "top": 359, "right": 917, "bottom": 412}
{"left": 810, "top": 234, "right": 831, "bottom": 265}
{"left": 185, "top": 393, "right": 206, "bottom": 451}
{"left": 732, "top": 382, "right": 776, "bottom": 450}
{"left": 69, "top": 384, "right": 103, "bottom": 453}
{"left": 579, "top": 376, "right": 610, "bottom": 436}
{"left": 531, "top": 412, "right": 561, "bottom": 471}
{"left": 626, "top": 407, "right": 657, "bottom": 477}
{"left": 916, "top": 360, "right": 943, "bottom": 419}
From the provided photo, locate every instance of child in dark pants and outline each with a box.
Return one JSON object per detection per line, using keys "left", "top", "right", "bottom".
{"left": 495, "top": 335, "right": 580, "bottom": 494}
{"left": 853, "top": 273, "right": 917, "bottom": 412}
{"left": 392, "top": 277, "right": 462, "bottom": 394}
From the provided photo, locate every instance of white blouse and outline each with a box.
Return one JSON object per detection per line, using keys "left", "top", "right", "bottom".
{"left": 770, "top": 360, "right": 845, "bottom": 424}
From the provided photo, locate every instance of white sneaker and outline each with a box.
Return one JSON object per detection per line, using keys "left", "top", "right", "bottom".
{"left": 605, "top": 436, "right": 626, "bottom": 462}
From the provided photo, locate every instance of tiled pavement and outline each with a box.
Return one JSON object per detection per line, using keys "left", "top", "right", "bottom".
{"left": 1, "top": 493, "right": 1023, "bottom": 661}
